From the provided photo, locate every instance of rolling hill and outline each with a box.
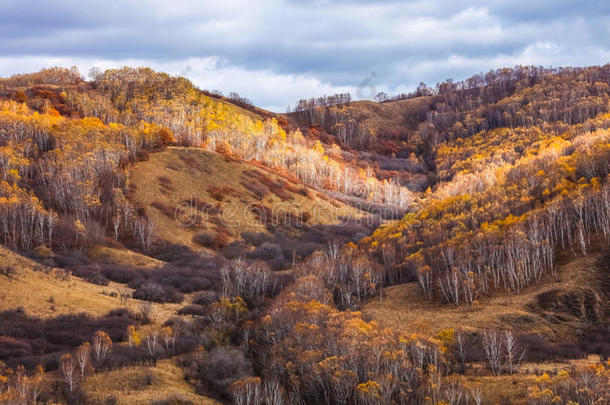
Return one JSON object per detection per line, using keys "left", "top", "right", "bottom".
{"left": 0, "top": 65, "right": 609, "bottom": 404}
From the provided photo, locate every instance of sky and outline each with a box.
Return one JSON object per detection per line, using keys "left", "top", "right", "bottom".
{"left": 1, "top": 0, "right": 609, "bottom": 112}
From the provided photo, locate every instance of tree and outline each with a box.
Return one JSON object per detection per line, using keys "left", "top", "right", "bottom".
{"left": 145, "top": 331, "right": 161, "bottom": 365}
{"left": 127, "top": 325, "right": 141, "bottom": 348}
{"left": 92, "top": 330, "right": 112, "bottom": 366}
{"left": 230, "top": 377, "right": 262, "bottom": 405}
{"left": 503, "top": 330, "right": 525, "bottom": 374}
{"left": 374, "top": 92, "right": 389, "bottom": 103}
{"left": 59, "top": 353, "right": 78, "bottom": 393}
{"left": 482, "top": 330, "right": 503, "bottom": 375}
{"left": 161, "top": 326, "right": 177, "bottom": 353}
{"left": 135, "top": 216, "right": 155, "bottom": 253}
{"left": 75, "top": 342, "right": 91, "bottom": 381}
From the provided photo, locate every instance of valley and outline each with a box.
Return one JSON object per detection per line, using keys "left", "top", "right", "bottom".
{"left": 0, "top": 65, "right": 608, "bottom": 404}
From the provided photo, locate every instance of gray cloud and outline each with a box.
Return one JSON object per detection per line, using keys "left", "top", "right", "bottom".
{"left": 0, "top": 0, "right": 609, "bottom": 111}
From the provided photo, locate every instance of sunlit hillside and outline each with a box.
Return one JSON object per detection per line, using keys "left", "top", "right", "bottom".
{"left": 1, "top": 65, "right": 609, "bottom": 405}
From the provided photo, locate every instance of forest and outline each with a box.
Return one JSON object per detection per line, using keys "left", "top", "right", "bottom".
{"left": 0, "top": 65, "right": 609, "bottom": 404}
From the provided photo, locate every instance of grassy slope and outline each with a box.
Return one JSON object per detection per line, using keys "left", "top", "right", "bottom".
{"left": 84, "top": 359, "right": 218, "bottom": 404}
{"left": 0, "top": 246, "right": 179, "bottom": 323}
{"left": 363, "top": 245, "right": 608, "bottom": 340}
{"left": 286, "top": 97, "right": 434, "bottom": 139}
{"left": 130, "top": 146, "right": 366, "bottom": 251}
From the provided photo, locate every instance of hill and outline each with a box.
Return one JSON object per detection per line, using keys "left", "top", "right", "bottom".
{"left": 130, "top": 146, "right": 370, "bottom": 267}
{"left": 1, "top": 65, "right": 610, "bottom": 404}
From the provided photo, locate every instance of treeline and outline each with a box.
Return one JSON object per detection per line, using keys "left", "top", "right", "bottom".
{"left": 292, "top": 104, "right": 377, "bottom": 149}
{"left": 414, "top": 65, "right": 610, "bottom": 158}
{"left": 292, "top": 93, "right": 352, "bottom": 112}
{"left": 411, "top": 180, "right": 610, "bottom": 306}
{"left": 0, "top": 66, "right": 83, "bottom": 88}
{"left": 289, "top": 65, "right": 610, "bottom": 157}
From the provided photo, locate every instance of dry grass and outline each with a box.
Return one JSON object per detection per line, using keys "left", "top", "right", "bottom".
{"left": 130, "top": 147, "right": 365, "bottom": 250}
{"left": 87, "top": 246, "right": 165, "bottom": 269}
{"left": 0, "top": 246, "right": 179, "bottom": 323}
{"left": 84, "top": 359, "right": 219, "bottom": 404}
{"left": 462, "top": 373, "right": 534, "bottom": 405}
{"left": 364, "top": 249, "right": 606, "bottom": 340}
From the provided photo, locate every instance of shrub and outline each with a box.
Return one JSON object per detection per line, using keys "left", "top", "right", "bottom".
{"left": 133, "top": 282, "right": 184, "bottom": 303}
{"left": 241, "top": 232, "right": 268, "bottom": 246}
{"left": 192, "top": 291, "right": 218, "bottom": 306}
{"left": 0, "top": 309, "right": 137, "bottom": 369}
{"left": 177, "top": 305, "right": 207, "bottom": 316}
{"left": 250, "top": 242, "right": 283, "bottom": 262}
{"left": 33, "top": 245, "right": 54, "bottom": 259}
{"left": 151, "top": 201, "right": 175, "bottom": 217}
{"left": 192, "top": 231, "right": 216, "bottom": 248}
{"left": 70, "top": 264, "right": 109, "bottom": 285}
{"left": 202, "top": 346, "right": 251, "bottom": 393}
{"left": 0, "top": 265, "right": 17, "bottom": 279}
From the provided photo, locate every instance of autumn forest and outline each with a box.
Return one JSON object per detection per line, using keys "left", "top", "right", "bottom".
{"left": 0, "top": 63, "right": 608, "bottom": 405}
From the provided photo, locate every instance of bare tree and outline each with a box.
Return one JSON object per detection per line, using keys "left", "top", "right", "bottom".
{"left": 134, "top": 216, "right": 155, "bottom": 253}
{"left": 470, "top": 386, "right": 483, "bottom": 405}
{"left": 117, "top": 288, "right": 131, "bottom": 306}
{"left": 230, "top": 377, "right": 263, "bottom": 405}
{"left": 59, "top": 354, "right": 78, "bottom": 393}
{"left": 503, "top": 330, "right": 525, "bottom": 374}
{"left": 75, "top": 342, "right": 91, "bottom": 381}
{"left": 138, "top": 301, "right": 153, "bottom": 324}
{"left": 145, "top": 330, "right": 161, "bottom": 366}
{"left": 112, "top": 214, "right": 120, "bottom": 241}
{"left": 455, "top": 329, "right": 467, "bottom": 373}
{"left": 482, "top": 330, "right": 503, "bottom": 375}
{"left": 221, "top": 259, "right": 271, "bottom": 306}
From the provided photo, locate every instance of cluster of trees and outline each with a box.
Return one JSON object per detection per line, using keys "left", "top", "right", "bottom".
{"left": 62, "top": 67, "right": 412, "bottom": 207}
{"left": 0, "top": 319, "right": 182, "bottom": 403}
{"left": 204, "top": 116, "right": 413, "bottom": 207}
{"left": 367, "top": 116, "right": 610, "bottom": 305}
{"left": 291, "top": 102, "right": 377, "bottom": 149}
{"left": 0, "top": 365, "right": 44, "bottom": 404}
{"left": 526, "top": 362, "right": 609, "bottom": 405}
{"left": 0, "top": 66, "right": 82, "bottom": 88}
{"left": 375, "top": 82, "right": 434, "bottom": 103}
{"left": 480, "top": 330, "right": 525, "bottom": 376}
{"left": 292, "top": 93, "right": 352, "bottom": 112}
{"left": 233, "top": 259, "right": 515, "bottom": 404}
{"left": 220, "top": 259, "right": 271, "bottom": 307}
{"left": 0, "top": 93, "right": 168, "bottom": 252}
{"left": 414, "top": 65, "right": 610, "bottom": 157}
{"left": 227, "top": 91, "right": 253, "bottom": 107}
{"left": 175, "top": 241, "right": 540, "bottom": 404}
{"left": 293, "top": 242, "right": 383, "bottom": 309}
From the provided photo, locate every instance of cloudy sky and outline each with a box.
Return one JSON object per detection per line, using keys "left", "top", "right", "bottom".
{"left": 1, "top": 0, "right": 609, "bottom": 111}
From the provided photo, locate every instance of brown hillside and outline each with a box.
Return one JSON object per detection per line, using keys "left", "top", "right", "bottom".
{"left": 130, "top": 147, "right": 368, "bottom": 261}
{"left": 363, "top": 243, "right": 609, "bottom": 341}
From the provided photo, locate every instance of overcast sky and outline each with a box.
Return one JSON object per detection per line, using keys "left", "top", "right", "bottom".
{"left": 1, "top": 0, "right": 609, "bottom": 111}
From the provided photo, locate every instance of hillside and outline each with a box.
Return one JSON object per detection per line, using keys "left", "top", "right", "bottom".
{"left": 130, "top": 146, "right": 370, "bottom": 267}
{"left": 1, "top": 65, "right": 609, "bottom": 404}
{"left": 364, "top": 242, "right": 609, "bottom": 339}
